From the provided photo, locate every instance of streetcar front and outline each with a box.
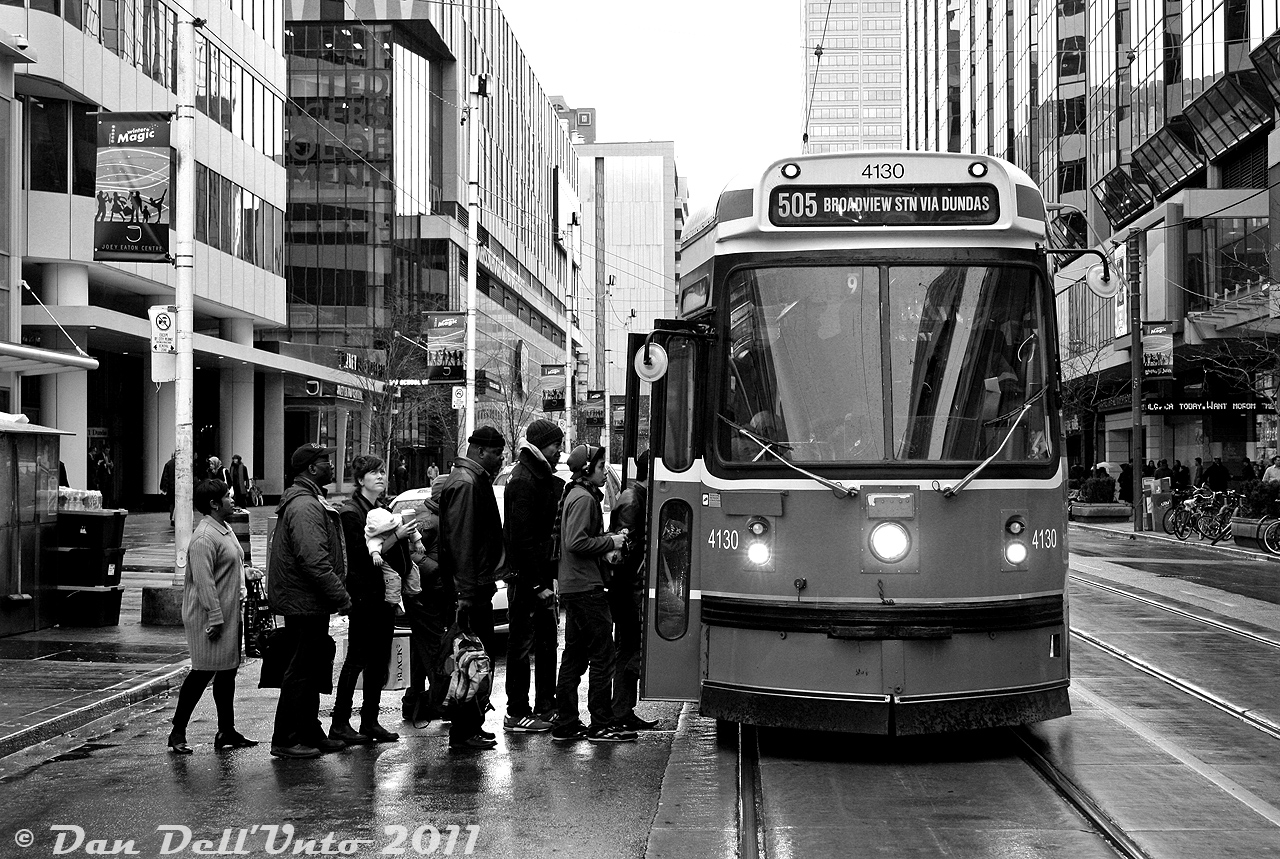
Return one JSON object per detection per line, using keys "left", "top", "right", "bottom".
{"left": 633, "top": 152, "right": 1071, "bottom": 734}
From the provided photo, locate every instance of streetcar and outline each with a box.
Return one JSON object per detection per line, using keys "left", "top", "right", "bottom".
{"left": 619, "top": 151, "right": 1071, "bottom": 734}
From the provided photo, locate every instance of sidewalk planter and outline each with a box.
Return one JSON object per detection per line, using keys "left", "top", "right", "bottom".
{"left": 1069, "top": 503, "right": 1134, "bottom": 522}
{"left": 1230, "top": 517, "right": 1276, "bottom": 553}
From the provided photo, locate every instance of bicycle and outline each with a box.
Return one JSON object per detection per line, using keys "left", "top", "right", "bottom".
{"left": 1170, "top": 488, "right": 1216, "bottom": 541}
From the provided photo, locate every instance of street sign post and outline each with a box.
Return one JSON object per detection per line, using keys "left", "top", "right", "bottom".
{"left": 452, "top": 385, "right": 465, "bottom": 410}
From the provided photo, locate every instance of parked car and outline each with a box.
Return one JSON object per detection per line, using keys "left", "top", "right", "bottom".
{"left": 387, "top": 484, "right": 510, "bottom": 634}
{"left": 492, "top": 461, "right": 620, "bottom": 520}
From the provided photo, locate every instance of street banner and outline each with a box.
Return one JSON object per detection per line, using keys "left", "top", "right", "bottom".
{"left": 93, "top": 112, "right": 171, "bottom": 262}
{"left": 1142, "top": 322, "right": 1174, "bottom": 380}
{"left": 582, "top": 389, "right": 605, "bottom": 425}
{"left": 542, "top": 364, "right": 566, "bottom": 412}
{"left": 424, "top": 312, "right": 466, "bottom": 382}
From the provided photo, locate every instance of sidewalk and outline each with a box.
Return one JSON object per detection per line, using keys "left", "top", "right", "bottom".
{"left": 0, "top": 509, "right": 272, "bottom": 759}
{"left": 1069, "top": 512, "right": 1280, "bottom": 563}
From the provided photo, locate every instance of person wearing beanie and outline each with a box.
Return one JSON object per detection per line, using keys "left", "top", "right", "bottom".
{"left": 501, "top": 419, "right": 566, "bottom": 733}
{"left": 437, "top": 424, "right": 506, "bottom": 750}
{"left": 607, "top": 449, "right": 658, "bottom": 731}
{"left": 550, "top": 444, "right": 635, "bottom": 743}
{"left": 267, "top": 443, "right": 351, "bottom": 759}
{"left": 330, "top": 454, "right": 408, "bottom": 746}
{"left": 400, "top": 472, "right": 452, "bottom": 726}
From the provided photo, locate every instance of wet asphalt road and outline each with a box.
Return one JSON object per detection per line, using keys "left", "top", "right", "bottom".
{"left": 0, "top": 649, "right": 683, "bottom": 859}
{"left": 1067, "top": 526, "right": 1280, "bottom": 606}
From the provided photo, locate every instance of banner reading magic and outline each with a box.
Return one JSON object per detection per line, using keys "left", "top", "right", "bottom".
{"left": 93, "top": 112, "right": 172, "bottom": 262}
{"left": 541, "top": 365, "right": 566, "bottom": 412}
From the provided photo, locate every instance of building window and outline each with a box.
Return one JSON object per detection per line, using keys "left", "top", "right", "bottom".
{"left": 27, "top": 98, "right": 68, "bottom": 193}
{"left": 1185, "top": 218, "right": 1271, "bottom": 311}
{"left": 1058, "top": 36, "right": 1085, "bottom": 77}
{"left": 71, "top": 103, "right": 98, "bottom": 197}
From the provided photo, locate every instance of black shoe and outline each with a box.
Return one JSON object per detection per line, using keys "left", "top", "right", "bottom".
{"left": 270, "top": 743, "right": 320, "bottom": 759}
{"left": 360, "top": 722, "right": 400, "bottom": 743}
{"left": 619, "top": 713, "right": 660, "bottom": 731}
{"left": 551, "top": 721, "right": 587, "bottom": 742}
{"left": 586, "top": 723, "right": 638, "bottom": 744}
{"left": 328, "top": 723, "right": 371, "bottom": 745}
{"left": 313, "top": 736, "right": 348, "bottom": 753}
{"left": 449, "top": 735, "right": 498, "bottom": 751}
{"left": 214, "top": 730, "right": 259, "bottom": 750}
{"left": 167, "top": 730, "right": 192, "bottom": 755}
{"left": 477, "top": 728, "right": 496, "bottom": 740}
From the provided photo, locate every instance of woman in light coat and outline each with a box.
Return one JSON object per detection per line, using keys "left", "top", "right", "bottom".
{"left": 167, "top": 479, "right": 256, "bottom": 753}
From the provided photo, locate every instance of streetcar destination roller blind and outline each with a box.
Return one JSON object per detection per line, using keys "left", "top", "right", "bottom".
{"left": 769, "top": 184, "right": 1000, "bottom": 227}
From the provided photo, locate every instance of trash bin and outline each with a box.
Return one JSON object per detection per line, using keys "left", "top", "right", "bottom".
{"left": 50, "top": 509, "right": 129, "bottom": 625}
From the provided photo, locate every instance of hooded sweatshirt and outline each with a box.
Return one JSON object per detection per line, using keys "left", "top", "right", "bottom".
{"left": 503, "top": 439, "right": 566, "bottom": 593}
{"left": 556, "top": 480, "right": 614, "bottom": 595}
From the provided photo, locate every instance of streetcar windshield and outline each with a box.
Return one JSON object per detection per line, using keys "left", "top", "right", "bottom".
{"left": 721, "top": 264, "right": 1054, "bottom": 464}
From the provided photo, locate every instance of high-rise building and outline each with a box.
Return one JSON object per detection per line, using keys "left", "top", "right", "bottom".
{"left": 802, "top": 0, "right": 905, "bottom": 152}
{"left": 903, "top": 0, "right": 1280, "bottom": 475}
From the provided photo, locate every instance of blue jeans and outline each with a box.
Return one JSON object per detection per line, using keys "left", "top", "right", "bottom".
{"left": 554, "top": 591, "right": 616, "bottom": 728}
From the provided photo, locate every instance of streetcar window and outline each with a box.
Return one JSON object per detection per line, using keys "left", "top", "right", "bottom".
{"left": 721, "top": 266, "right": 883, "bottom": 463}
{"left": 663, "top": 336, "right": 698, "bottom": 472}
{"left": 655, "top": 499, "right": 693, "bottom": 640}
{"left": 889, "top": 264, "right": 1053, "bottom": 461}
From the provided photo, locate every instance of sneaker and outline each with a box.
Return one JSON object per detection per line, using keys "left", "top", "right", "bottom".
{"left": 586, "top": 724, "right": 638, "bottom": 744}
{"left": 270, "top": 743, "right": 320, "bottom": 759}
{"left": 449, "top": 735, "right": 498, "bottom": 751}
{"left": 618, "top": 713, "right": 660, "bottom": 731}
{"left": 551, "top": 721, "right": 588, "bottom": 742}
{"left": 504, "top": 714, "right": 554, "bottom": 733}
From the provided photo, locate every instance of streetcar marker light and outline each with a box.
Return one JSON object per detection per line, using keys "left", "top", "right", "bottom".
{"left": 747, "top": 542, "right": 771, "bottom": 565}
{"left": 1004, "top": 541, "right": 1028, "bottom": 565}
{"left": 781, "top": 162, "right": 801, "bottom": 179}
{"left": 749, "top": 520, "right": 767, "bottom": 536}
{"left": 1007, "top": 520, "right": 1025, "bottom": 535}
{"left": 869, "top": 522, "right": 910, "bottom": 563}
{"left": 969, "top": 161, "right": 988, "bottom": 177}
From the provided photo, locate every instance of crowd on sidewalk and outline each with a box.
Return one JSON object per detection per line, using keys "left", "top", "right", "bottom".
{"left": 166, "top": 423, "right": 655, "bottom": 760}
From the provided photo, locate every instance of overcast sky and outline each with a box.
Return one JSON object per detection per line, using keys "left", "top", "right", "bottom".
{"left": 496, "top": 0, "right": 804, "bottom": 216}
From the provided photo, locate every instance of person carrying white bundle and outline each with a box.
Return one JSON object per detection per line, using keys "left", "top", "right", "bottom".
{"left": 364, "top": 507, "right": 426, "bottom": 612}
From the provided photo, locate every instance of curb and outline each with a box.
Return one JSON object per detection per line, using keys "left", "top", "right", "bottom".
{"left": 0, "top": 662, "right": 191, "bottom": 759}
{"left": 1070, "top": 520, "right": 1280, "bottom": 563}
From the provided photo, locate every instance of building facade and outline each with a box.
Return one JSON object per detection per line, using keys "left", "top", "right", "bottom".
{"left": 904, "top": 0, "right": 1280, "bottom": 475}
{"left": 803, "top": 0, "right": 905, "bottom": 153}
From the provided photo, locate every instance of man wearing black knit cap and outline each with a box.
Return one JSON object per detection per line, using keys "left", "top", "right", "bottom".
{"left": 437, "top": 425, "right": 506, "bottom": 750}
{"left": 502, "top": 418, "right": 566, "bottom": 733}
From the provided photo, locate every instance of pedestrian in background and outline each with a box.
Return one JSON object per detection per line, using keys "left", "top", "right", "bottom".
{"left": 1264, "top": 456, "right": 1280, "bottom": 483}
{"left": 394, "top": 457, "right": 409, "bottom": 497}
{"left": 267, "top": 444, "right": 351, "bottom": 760}
{"left": 502, "top": 419, "right": 565, "bottom": 734}
{"left": 329, "top": 454, "right": 404, "bottom": 746}
{"left": 402, "top": 473, "right": 452, "bottom": 727}
{"left": 1240, "top": 457, "right": 1257, "bottom": 482}
{"left": 209, "top": 456, "right": 231, "bottom": 486}
{"left": 426, "top": 461, "right": 440, "bottom": 483}
{"left": 1118, "top": 462, "right": 1134, "bottom": 504}
{"left": 550, "top": 444, "right": 633, "bottom": 744}
{"left": 1173, "top": 459, "right": 1190, "bottom": 490}
{"left": 1193, "top": 457, "right": 1205, "bottom": 487}
{"left": 437, "top": 426, "right": 506, "bottom": 751}
{"left": 608, "top": 450, "right": 657, "bottom": 732}
{"left": 161, "top": 452, "right": 176, "bottom": 525}
{"left": 167, "top": 479, "right": 256, "bottom": 754}
{"left": 228, "top": 454, "right": 251, "bottom": 508}
{"left": 1203, "top": 456, "right": 1230, "bottom": 492}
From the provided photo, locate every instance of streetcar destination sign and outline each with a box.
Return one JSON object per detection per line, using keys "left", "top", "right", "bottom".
{"left": 769, "top": 184, "right": 1000, "bottom": 227}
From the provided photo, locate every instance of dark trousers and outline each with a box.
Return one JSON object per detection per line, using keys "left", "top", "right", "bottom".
{"left": 271, "top": 615, "right": 330, "bottom": 747}
{"left": 555, "top": 591, "right": 616, "bottom": 729}
{"left": 403, "top": 589, "right": 454, "bottom": 715}
{"left": 172, "top": 668, "right": 237, "bottom": 733}
{"left": 449, "top": 599, "right": 493, "bottom": 743}
{"left": 608, "top": 584, "right": 643, "bottom": 719}
{"left": 333, "top": 601, "right": 396, "bottom": 725}
{"left": 504, "top": 579, "right": 558, "bottom": 718}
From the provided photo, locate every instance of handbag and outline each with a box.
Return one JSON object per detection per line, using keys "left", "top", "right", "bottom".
{"left": 257, "top": 627, "right": 336, "bottom": 694}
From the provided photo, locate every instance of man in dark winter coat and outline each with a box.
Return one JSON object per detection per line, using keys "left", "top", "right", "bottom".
{"left": 1202, "top": 456, "right": 1231, "bottom": 492}
{"left": 608, "top": 449, "right": 656, "bottom": 731}
{"left": 402, "top": 473, "right": 452, "bottom": 726}
{"left": 437, "top": 425, "right": 506, "bottom": 751}
{"left": 502, "top": 419, "right": 565, "bottom": 733}
{"left": 267, "top": 444, "right": 351, "bottom": 759}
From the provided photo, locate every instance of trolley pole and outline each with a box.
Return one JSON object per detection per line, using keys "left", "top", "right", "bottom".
{"left": 1128, "top": 236, "right": 1144, "bottom": 532}
{"left": 462, "top": 75, "right": 487, "bottom": 450}
{"left": 171, "top": 16, "right": 199, "bottom": 582}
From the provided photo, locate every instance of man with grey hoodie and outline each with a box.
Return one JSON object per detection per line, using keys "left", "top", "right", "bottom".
{"left": 550, "top": 444, "right": 634, "bottom": 744}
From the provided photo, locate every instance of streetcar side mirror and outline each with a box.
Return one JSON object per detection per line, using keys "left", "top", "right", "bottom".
{"left": 634, "top": 341, "right": 669, "bottom": 382}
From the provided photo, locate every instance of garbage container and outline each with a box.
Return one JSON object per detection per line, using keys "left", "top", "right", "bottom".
{"left": 228, "top": 510, "right": 252, "bottom": 564}
{"left": 49, "top": 509, "right": 128, "bottom": 625}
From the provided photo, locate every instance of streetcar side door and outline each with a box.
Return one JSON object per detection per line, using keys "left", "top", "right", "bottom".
{"left": 627, "top": 331, "right": 705, "bottom": 701}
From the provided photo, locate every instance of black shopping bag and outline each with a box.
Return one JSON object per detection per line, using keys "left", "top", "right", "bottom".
{"left": 257, "top": 626, "right": 293, "bottom": 689}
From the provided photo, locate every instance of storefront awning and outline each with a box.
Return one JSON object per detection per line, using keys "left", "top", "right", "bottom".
{"left": 0, "top": 341, "right": 99, "bottom": 376}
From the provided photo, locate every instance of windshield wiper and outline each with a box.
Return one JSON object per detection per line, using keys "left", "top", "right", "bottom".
{"left": 718, "top": 414, "right": 857, "bottom": 499}
{"left": 939, "top": 387, "right": 1047, "bottom": 498}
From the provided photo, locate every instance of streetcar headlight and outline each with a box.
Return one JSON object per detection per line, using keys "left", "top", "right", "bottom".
{"left": 747, "top": 542, "right": 771, "bottom": 565}
{"left": 1004, "top": 541, "right": 1028, "bottom": 565}
{"left": 868, "top": 522, "right": 910, "bottom": 564}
